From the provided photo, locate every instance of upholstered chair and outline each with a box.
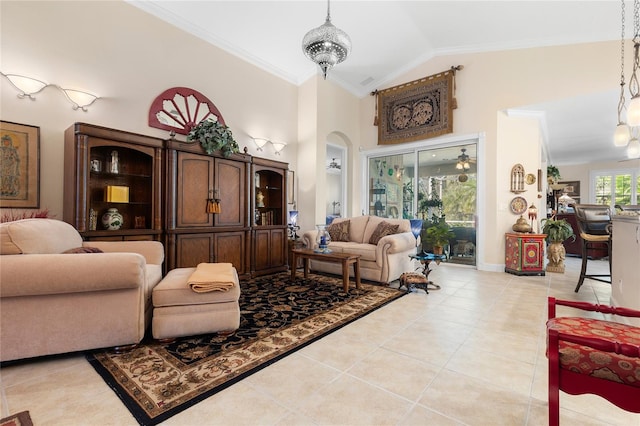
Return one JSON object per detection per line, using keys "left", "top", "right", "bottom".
{"left": 546, "top": 297, "right": 640, "bottom": 426}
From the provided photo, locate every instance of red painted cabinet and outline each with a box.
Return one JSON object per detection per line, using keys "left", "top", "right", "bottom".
{"left": 505, "top": 233, "right": 546, "bottom": 276}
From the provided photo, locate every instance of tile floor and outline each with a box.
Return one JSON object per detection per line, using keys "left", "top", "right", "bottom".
{"left": 1, "top": 257, "right": 638, "bottom": 425}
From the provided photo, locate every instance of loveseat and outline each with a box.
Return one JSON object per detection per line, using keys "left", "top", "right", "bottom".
{"left": 301, "top": 215, "right": 416, "bottom": 284}
{"left": 0, "top": 219, "right": 164, "bottom": 362}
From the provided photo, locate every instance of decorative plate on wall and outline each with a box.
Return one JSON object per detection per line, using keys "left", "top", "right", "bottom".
{"left": 525, "top": 173, "right": 536, "bottom": 185}
{"left": 510, "top": 196, "right": 528, "bottom": 215}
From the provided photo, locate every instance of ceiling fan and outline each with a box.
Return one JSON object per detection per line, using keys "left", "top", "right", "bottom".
{"left": 456, "top": 148, "right": 477, "bottom": 171}
{"left": 456, "top": 148, "right": 478, "bottom": 182}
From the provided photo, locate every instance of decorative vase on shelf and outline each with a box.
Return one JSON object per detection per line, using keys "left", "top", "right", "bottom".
{"left": 102, "top": 208, "right": 123, "bottom": 230}
{"left": 109, "top": 150, "right": 119, "bottom": 174}
{"left": 315, "top": 224, "right": 332, "bottom": 253}
{"left": 512, "top": 215, "right": 532, "bottom": 233}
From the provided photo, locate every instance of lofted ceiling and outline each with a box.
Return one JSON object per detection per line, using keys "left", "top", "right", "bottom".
{"left": 128, "top": 1, "right": 633, "bottom": 166}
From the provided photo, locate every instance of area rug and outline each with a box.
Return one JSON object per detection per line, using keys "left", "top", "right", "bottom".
{"left": 86, "top": 272, "right": 405, "bottom": 425}
{"left": 0, "top": 411, "right": 33, "bottom": 426}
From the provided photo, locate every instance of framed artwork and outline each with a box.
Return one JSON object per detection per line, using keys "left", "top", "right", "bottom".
{"left": 0, "top": 121, "right": 40, "bottom": 208}
{"left": 559, "top": 180, "right": 580, "bottom": 198}
{"left": 376, "top": 70, "right": 454, "bottom": 145}
{"left": 287, "top": 169, "right": 295, "bottom": 205}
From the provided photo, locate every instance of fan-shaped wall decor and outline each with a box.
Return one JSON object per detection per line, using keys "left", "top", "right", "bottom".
{"left": 148, "top": 87, "right": 225, "bottom": 135}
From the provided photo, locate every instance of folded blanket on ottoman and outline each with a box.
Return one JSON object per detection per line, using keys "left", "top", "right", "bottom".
{"left": 188, "top": 262, "right": 236, "bottom": 293}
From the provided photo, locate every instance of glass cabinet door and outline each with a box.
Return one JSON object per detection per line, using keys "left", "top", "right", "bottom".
{"left": 254, "top": 169, "right": 284, "bottom": 226}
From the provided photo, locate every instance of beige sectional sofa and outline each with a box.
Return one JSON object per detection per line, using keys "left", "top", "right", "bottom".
{"left": 302, "top": 215, "right": 416, "bottom": 284}
{"left": 0, "top": 219, "right": 164, "bottom": 362}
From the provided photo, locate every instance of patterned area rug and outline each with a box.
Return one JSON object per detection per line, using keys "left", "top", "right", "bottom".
{"left": 86, "top": 272, "right": 405, "bottom": 425}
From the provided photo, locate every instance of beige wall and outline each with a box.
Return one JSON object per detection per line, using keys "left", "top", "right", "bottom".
{"left": 1, "top": 1, "right": 299, "bottom": 219}
{"left": 1, "top": 1, "right": 630, "bottom": 270}
{"left": 357, "top": 42, "right": 622, "bottom": 269}
{"left": 559, "top": 159, "right": 640, "bottom": 204}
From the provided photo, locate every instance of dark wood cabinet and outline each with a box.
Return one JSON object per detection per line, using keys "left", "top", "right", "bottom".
{"left": 63, "top": 123, "right": 163, "bottom": 241}
{"left": 251, "top": 157, "right": 288, "bottom": 276}
{"left": 64, "top": 124, "right": 290, "bottom": 278}
{"left": 165, "top": 139, "right": 251, "bottom": 277}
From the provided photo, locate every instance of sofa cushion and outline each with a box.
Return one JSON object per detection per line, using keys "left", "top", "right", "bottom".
{"left": 345, "top": 216, "right": 370, "bottom": 243}
{"left": 63, "top": 246, "right": 104, "bottom": 254}
{"left": 368, "top": 221, "right": 400, "bottom": 245}
{"left": 0, "top": 223, "right": 22, "bottom": 255}
{"left": 326, "top": 241, "right": 377, "bottom": 261}
{"left": 547, "top": 316, "right": 640, "bottom": 388}
{"left": 327, "top": 220, "right": 350, "bottom": 242}
{"left": 153, "top": 267, "right": 240, "bottom": 307}
{"left": 2, "top": 219, "right": 83, "bottom": 254}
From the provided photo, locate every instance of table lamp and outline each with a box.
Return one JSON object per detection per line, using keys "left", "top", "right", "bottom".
{"left": 528, "top": 203, "right": 538, "bottom": 233}
{"left": 409, "top": 219, "right": 423, "bottom": 254}
{"left": 288, "top": 210, "right": 300, "bottom": 240}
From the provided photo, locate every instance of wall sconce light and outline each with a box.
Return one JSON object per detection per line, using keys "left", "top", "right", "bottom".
{"left": 58, "top": 87, "right": 99, "bottom": 111}
{"left": 271, "top": 141, "right": 287, "bottom": 155}
{"left": 206, "top": 189, "right": 221, "bottom": 214}
{"left": 1, "top": 71, "right": 100, "bottom": 111}
{"left": 394, "top": 165, "right": 404, "bottom": 181}
{"left": 253, "top": 137, "right": 269, "bottom": 151}
{"left": 1, "top": 72, "right": 48, "bottom": 99}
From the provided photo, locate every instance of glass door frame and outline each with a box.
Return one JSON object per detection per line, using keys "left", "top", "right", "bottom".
{"left": 360, "top": 132, "right": 486, "bottom": 268}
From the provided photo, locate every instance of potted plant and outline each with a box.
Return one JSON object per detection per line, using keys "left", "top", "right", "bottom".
{"left": 424, "top": 220, "right": 455, "bottom": 255}
{"left": 187, "top": 119, "right": 240, "bottom": 158}
{"left": 547, "top": 165, "right": 561, "bottom": 184}
{"left": 541, "top": 217, "right": 575, "bottom": 273}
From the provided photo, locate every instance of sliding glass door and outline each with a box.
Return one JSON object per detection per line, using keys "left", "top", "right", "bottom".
{"left": 366, "top": 141, "right": 478, "bottom": 266}
{"left": 367, "top": 153, "right": 416, "bottom": 219}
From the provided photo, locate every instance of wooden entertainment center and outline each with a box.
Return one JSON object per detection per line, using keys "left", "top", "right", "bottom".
{"left": 63, "top": 122, "right": 289, "bottom": 279}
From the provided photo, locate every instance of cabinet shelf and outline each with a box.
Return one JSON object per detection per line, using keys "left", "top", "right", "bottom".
{"left": 91, "top": 201, "right": 151, "bottom": 206}
{"left": 64, "top": 123, "right": 163, "bottom": 239}
{"left": 252, "top": 158, "right": 288, "bottom": 276}
{"left": 91, "top": 171, "right": 152, "bottom": 179}
{"left": 81, "top": 229, "right": 162, "bottom": 241}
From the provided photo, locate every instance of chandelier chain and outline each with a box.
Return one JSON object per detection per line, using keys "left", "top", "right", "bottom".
{"left": 629, "top": 0, "right": 640, "bottom": 97}
{"left": 621, "top": 0, "right": 626, "bottom": 85}
{"left": 635, "top": 0, "right": 640, "bottom": 42}
{"left": 619, "top": 0, "right": 627, "bottom": 120}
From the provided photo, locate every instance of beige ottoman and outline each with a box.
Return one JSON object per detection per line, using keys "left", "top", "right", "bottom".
{"left": 152, "top": 267, "right": 241, "bottom": 340}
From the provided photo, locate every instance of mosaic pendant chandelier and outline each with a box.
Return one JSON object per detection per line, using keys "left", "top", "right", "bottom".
{"left": 302, "top": 0, "right": 351, "bottom": 79}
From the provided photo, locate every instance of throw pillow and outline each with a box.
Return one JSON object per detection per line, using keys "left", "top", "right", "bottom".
{"left": 63, "top": 246, "right": 104, "bottom": 254}
{"left": 327, "top": 220, "right": 350, "bottom": 242}
{"left": 368, "top": 221, "right": 399, "bottom": 245}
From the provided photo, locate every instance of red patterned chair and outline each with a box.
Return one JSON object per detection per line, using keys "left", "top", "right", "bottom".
{"left": 546, "top": 297, "right": 640, "bottom": 426}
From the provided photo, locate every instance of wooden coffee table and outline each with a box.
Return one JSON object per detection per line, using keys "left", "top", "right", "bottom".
{"left": 291, "top": 248, "right": 361, "bottom": 292}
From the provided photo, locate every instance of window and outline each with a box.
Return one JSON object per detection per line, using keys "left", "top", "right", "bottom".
{"left": 591, "top": 169, "right": 639, "bottom": 208}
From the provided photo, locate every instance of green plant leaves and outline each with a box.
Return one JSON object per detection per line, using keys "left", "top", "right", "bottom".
{"left": 541, "top": 218, "right": 575, "bottom": 243}
{"left": 186, "top": 120, "right": 240, "bottom": 158}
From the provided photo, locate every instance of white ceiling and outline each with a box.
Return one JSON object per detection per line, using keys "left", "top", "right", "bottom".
{"left": 128, "top": 1, "right": 634, "bottom": 166}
